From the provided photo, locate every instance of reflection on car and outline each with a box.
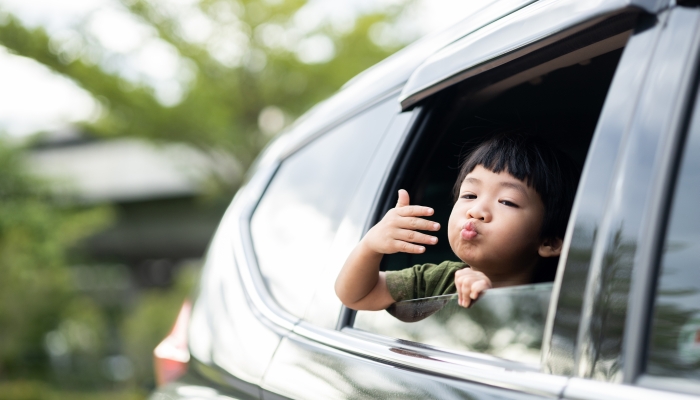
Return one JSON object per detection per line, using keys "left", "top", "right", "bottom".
{"left": 357, "top": 283, "right": 551, "bottom": 365}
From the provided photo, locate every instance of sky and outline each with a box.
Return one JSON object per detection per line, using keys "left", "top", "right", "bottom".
{"left": 0, "top": 0, "right": 486, "bottom": 138}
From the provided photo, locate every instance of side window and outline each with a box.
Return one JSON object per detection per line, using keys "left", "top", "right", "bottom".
{"left": 353, "top": 41, "right": 627, "bottom": 363}
{"left": 355, "top": 284, "right": 551, "bottom": 364}
{"left": 647, "top": 87, "right": 700, "bottom": 381}
{"left": 251, "top": 99, "right": 397, "bottom": 319}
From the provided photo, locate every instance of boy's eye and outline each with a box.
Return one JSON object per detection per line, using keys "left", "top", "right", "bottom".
{"left": 461, "top": 194, "right": 476, "bottom": 200}
{"left": 499, "top": 200, "right": 519, "bottom": 208}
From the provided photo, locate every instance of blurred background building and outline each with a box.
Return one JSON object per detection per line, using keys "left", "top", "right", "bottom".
{"left": 0, "top": 0, "right": 493, "bottom": 398}
{"left": 28, "top": 131, "right": 236, "bottom": 287}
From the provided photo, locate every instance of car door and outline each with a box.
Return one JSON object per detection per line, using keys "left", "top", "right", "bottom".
{"left": 257, "top": 1, "right": 675, "bottom": 399}
{"left": 551, "top": 5, "right": 700, "bottom": 399}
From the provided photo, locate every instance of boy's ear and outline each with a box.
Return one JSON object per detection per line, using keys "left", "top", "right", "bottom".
{"left": 538, "top": 237, "right": 563, "bottom": 258}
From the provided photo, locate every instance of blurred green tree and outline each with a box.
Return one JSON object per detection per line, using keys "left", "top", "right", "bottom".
{"left": 0, "top": 141, "right": 112, "bottom": 381}
{"left": 0, "top": 0, "right": 416, "bottom": 395}
{"left": 0, "top": 0, "right": 412, "bottom": 171}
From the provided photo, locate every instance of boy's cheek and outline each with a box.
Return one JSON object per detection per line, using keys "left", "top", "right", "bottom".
{"left": 446, "top": 223, "right": 459, "bottom": 238}
{"left": 446, "top": 225, "right": 463, "bottom": 250}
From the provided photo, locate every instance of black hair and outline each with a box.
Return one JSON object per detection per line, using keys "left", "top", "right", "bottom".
{"left": 453, "top": 132, "right": 579, "bottom": 241}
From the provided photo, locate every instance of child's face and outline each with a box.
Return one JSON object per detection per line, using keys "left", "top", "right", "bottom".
{"left": 448, "top": 165, "right": 552, "bottom": 279}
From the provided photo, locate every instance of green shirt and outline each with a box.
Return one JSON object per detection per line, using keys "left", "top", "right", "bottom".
{"left": 385, "top": 260, "right": 467, "bottom": 302}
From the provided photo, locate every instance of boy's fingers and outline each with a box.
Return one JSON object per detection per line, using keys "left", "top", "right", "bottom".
{"left": 470, "top": 280, "right": 490, "bottom": 299}
{"left": 459, "top": 291, "right": 469, "bottom": 307}
{"left": 395, "top": 205, "right": 435, "bottom": 217}
{"left": 396, "top": 229, "right": 438, "bottom": 245}
{"left": 397, "top": 217, "right": 440, "bottom": 231}
{"left": 396, "top": 189, "right": 410, "bottom": 208}
{"left": 457, "top": 279, "right": 471, "bottom": 308}
{"left": 393, "top": 240, "right": 425, "bottom": 254}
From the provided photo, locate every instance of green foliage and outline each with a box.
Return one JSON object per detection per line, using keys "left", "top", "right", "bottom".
{"left": 0, "top": 0, "right": 414, "bottom": 393}
{"left": 0, "top": 141, "right": 113, "bottom": 380}
{"left": 0, "top": 380, "right": 146, "bottom": 400}
{"left": 0, "top": 0, "right": 411, "bottom": 166}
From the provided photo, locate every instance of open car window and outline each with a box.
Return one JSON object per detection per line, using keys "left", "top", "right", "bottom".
{"left": 351, "top": 15, "right": 634, "bottom": 363}
{"left": 355, "top": 283, "right": 551, "bottom": 364}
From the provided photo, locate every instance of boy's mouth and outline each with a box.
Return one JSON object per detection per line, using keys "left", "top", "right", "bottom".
{"left": 461, "top": 221, "right": 477, "bottom": 240}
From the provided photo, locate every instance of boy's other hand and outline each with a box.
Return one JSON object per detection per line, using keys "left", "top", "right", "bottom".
{"left": 361, "top": 189, "right": 440, "bottom": 255}
{"left": 455, "top": 268, "right": 492, "bottom": 308}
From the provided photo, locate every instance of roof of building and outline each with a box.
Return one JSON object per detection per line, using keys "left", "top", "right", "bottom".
{"left": 28, "top": 133, "right": 240, "bottom": 203}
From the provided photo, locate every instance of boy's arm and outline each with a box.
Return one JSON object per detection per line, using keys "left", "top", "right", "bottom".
{"left": 334, "top": 241, "right": 393, "bottom": 311}
{"left": 335, "top": 189, "right": 440, "bottom": 311}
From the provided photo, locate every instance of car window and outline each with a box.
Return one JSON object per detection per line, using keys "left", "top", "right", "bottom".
{"left": 647, "top": 84, "right": 700, "bottom": 381}
{"left": 355, "top": 283, "right": 551, "bottom": 364}
{"left": 250, "top": 99, "right": 396, "bottom": 319}
{"left": 301, "top": 110, "right": 416, "bottom": 330}
{"left": 352, "top": 42, "right": 626, "bottom": 361}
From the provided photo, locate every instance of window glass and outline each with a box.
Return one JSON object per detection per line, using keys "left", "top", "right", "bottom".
{"left": 647, "top": 90, "right": 700, "bottom": 379}
{"left": 251, "top": 99, "right": 396, "bottom": 319}
{"left": 301, "top": 111, "right": 416, "bottom": 330}
{"left": 354, "top": 283, "right": 551, "bottom": 364}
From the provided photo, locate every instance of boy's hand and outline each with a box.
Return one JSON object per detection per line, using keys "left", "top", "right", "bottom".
{"left": 455, "top": 268, "right": 492, "bottom": 308}
{"left": 361, "top": 189, "right": 440, "bottom": 255}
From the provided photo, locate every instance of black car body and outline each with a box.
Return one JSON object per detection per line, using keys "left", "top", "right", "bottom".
{"left": 151, "top": 0, "right": 700, "bottom": 398}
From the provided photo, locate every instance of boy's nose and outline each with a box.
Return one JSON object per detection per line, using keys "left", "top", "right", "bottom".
{"left": 466, "top": 203, "right": 491, "bottom": 222}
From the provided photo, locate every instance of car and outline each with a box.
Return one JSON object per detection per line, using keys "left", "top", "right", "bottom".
{"left": 149, "top": 0, "right": 700, "bottom": 399}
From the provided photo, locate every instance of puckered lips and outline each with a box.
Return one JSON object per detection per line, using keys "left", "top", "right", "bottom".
{"left": 461, "top": 221, "right": 478, "bottom": 240}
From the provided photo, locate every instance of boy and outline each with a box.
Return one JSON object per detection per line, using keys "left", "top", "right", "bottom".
{"left": 335, "top": 133, "right": 578, "bottom": 311}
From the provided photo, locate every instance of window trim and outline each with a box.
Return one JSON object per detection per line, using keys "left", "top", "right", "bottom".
{"left": 400, "top": 0, "right": 648, "bottom": 110}
{"left": 294, "top": 321, "right": 569, "bottom": 398}
{"left": 278, "top": 88, "right": 403, "bottom": 161}
{"left": 637, "top": 376, "right": 700, "bottom": 397}
{"left": 564, "top": 377, "right": 700, "bottom": 400}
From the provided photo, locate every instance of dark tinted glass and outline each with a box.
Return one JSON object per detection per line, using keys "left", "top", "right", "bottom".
{"left": 354, "top": 283, "right": 551, "bottom": 364}
{"left": 251, "top": 99, "right": 396, "bottom": 319}
{"left": 648, "top": 90, "right": 700, "bottom": 379}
